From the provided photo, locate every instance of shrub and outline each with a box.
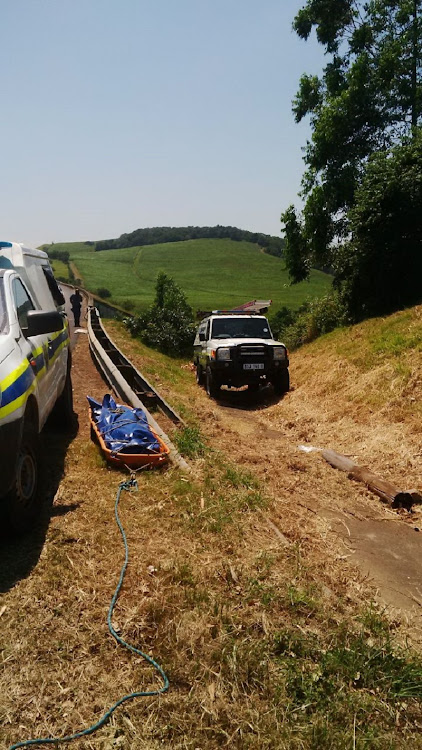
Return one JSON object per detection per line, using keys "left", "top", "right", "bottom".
{"left": 125, "top": 273, "right": 195, "bottom": 356}
{"left": 97, "top": 287, "right": 112, "bottom": 299}
{"left": 47, "top": 248, "right": 70, "bottom": 263}
{"left": 281, "top": 293, "right": 349, "bottom": 350}
{"left": 269, "top": 306, "right": 296, "bottom": 340}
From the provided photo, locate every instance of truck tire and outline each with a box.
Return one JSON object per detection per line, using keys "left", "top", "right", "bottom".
{"left": 5, "top": 417, "right": 41, "bottom": 535}
{"left": 272, "top": 368, "right": 290, "bottom": 395}
{"left": 195, "top": 364, "right": 204, "bottom": 386}
{"left": 206, "top": 366, "right": 220, "bottom": 399}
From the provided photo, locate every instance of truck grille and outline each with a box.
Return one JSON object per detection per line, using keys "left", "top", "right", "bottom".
{"left": 239, "top": 345, "right": 266, "bottom": 357}
{"left": 236, "top": 344, "right": 271, "bottom": 367}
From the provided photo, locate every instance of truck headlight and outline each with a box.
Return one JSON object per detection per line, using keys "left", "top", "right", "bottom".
{"left": 273, "top": 347, "right": 286, "bottom": 360}
{"left": 217, "top": 347, "right": 231, "bottom": 361}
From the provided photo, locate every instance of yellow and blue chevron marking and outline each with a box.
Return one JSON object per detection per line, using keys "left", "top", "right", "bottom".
{"left": 48, "top": 326, "right": 69, "bottom": 364}
{"left": 0, "top": 327, "right": 69, "bottom": 420}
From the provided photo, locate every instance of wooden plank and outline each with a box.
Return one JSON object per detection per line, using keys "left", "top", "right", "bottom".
{"left": 322, "top": 449, "right": 356, "bottom": 473}
{"left": 349, "top": 466, "right": 403, "bottom": 506}
{"left": 322, "top": 449, "right": 419, "bottom": 510}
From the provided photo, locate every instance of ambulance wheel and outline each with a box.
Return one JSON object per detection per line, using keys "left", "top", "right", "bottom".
{"left": 5, "top": 418, "right": 41, "bottom": 535}
{"left": 51, "top": 364, "right": 74, "bottom": 430}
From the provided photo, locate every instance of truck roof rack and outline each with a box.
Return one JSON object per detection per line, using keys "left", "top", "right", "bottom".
{"left": 210, "top": 310, "right": 264, "bottom": 315}
{"left": 196, "top": 300, "right": 271, "bottom": 320}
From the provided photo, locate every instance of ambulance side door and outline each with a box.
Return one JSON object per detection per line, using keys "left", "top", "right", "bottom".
{"left": 11, "top": 277, "right": 55, "bottom": 425}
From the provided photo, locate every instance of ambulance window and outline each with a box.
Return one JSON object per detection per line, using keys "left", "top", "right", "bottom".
{"left": 12, "top": 279, "right": 35, "bottom": 330}
{"left": 0, "top": 279, "right": 9, "bottom": 334}
{"left": 43, "top": 267, "right": 66, "bottom": 307}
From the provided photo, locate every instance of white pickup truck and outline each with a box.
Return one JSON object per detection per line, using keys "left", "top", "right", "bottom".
{"left": 193, "top": 311, "right": 290, "bottom": 398}
{"left": 0, "top": 241, "right": 72, "bottom": 534}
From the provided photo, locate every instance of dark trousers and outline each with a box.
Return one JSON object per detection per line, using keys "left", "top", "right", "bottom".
{"left": 72, "top": 308, "right": 81, "bottom": 326}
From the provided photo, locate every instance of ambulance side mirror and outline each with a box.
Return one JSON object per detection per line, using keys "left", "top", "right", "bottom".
{"left": 25, "top": 310, "right": 64, "bottom": 337}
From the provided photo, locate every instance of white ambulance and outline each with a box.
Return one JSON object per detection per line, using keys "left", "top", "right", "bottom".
{"left": 0, "top": 241, "right": 72, "bottom": 534}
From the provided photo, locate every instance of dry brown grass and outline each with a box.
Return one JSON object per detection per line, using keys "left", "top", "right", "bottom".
{"left": 1, "top": 321, "right": 422, "bottom": 749}
{"left": 264, "top": 306, "right": 422, "bottom": 502}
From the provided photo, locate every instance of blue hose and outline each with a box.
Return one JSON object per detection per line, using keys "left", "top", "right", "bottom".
{"left": 9, "top": 476, "right": 169, "bottom": 749}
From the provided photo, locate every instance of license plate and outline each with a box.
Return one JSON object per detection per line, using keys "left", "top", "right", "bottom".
{"left": 243, "top": 363, "right": 264, "bottom": 370}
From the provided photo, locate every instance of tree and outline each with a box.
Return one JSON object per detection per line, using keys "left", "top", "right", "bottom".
{"left": 281, "top": 206, "right": 310, "bottom": 282}
{"left": 283, "top": 0, "right": 422, "bottom": 285}
{"left": 125, "top": 273, "right": 195, "bottom": 356}
{"left": 95, "top": 226, "right": 284, "bottom": 256}
{"left": 337, "top": 134, "right": 422, "bottom": 319}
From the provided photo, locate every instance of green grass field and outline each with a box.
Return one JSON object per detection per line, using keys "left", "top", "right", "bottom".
{"left": 50, "top": 258, "right": 70, "bottom": 281}
{"left": 44, "top": 239, "right": 332, "bottom": 314}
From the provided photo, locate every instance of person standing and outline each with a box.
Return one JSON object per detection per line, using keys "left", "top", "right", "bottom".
{"left": 69, "top": 288, "right": 83, "bottom": 327}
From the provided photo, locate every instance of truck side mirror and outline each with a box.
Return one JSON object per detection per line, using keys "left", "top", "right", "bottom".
{"left": 199, "top": 332, "right": 205, "bottom": 341}
{"left": 25, "top": 310, "right": 64, "bottom": 337}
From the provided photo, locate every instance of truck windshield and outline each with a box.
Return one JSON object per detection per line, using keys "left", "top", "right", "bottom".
{"left": 211, "top": 317, "right": 272, "bottom": 339}
{"left": 0, "top": 278, "right": 9, "bottom": 335}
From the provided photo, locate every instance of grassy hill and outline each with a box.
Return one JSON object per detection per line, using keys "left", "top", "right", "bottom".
{"left": 45, "top": 238, "right": 331, "bottom": 314}
{"left": 291, "top": 304, "right": 422, "bottom": 436}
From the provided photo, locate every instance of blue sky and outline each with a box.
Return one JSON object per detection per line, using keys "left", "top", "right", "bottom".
{"left": 1, "top": 1, "right": 324, "bottom": 247}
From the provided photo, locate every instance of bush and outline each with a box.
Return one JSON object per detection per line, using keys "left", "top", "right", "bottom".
{"left": 97, "top": 287, "right": 112, "bottom": 299}
{"left": 269, "top": 306, "right": 296, "bottom": 340}
{"left": 47, "top": 248, "right": 70, "bottom": 263}
{"left": 125, "top": 273, "right": 195, "bottom": 356}
{"left": 281, "top": 293, "right": 349, "bottom": 350}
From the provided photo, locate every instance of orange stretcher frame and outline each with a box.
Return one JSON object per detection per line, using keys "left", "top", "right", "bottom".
{"left": 89, "top": 407, "right": 170, "bottom": 469}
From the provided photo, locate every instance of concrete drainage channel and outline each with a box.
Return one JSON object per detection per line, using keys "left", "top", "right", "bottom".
{"left": 87, "top": 306, "right": 190, "bottom": 472}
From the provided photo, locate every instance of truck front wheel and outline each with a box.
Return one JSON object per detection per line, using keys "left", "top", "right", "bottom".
{"left": 206, "top": 366, "right": 221, "bottom": 399}
{"left": 196, "top": 364, "right": 204, "bottom": 386}
{"left": 272, "top": 369, "right": 290, "bottom": 395}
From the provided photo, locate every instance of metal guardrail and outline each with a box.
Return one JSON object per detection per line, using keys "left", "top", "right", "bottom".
{"left": 87, "top": 306, "right": 190, "bottom": 472}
